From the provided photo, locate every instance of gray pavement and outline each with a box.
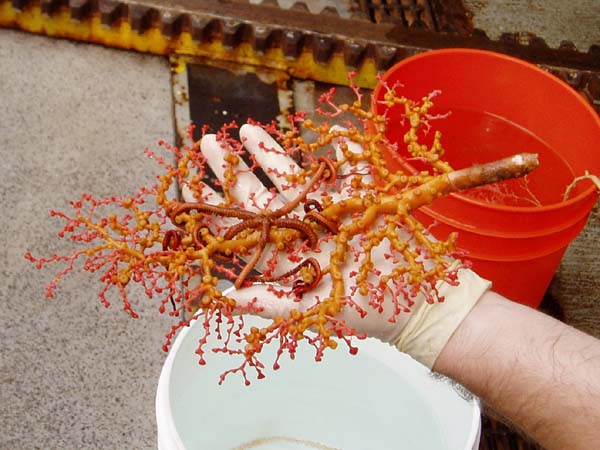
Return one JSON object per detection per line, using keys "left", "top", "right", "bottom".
{"left": 464, "top": 0, "right": 600, "bottom": 50}
{"left": 1, "top": 29, "right": 174, "bottom": 449}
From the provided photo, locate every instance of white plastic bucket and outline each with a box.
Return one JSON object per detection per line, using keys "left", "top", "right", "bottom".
{"left": 156, "top": 293, "right": 481, "bottom": 450}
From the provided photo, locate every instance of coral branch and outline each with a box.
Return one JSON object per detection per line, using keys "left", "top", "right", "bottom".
{"left": 448, "top": 153, "right": 539, "bottom": 191}
{"left": 27, "top": 83, "right": 541, "bottom": 385}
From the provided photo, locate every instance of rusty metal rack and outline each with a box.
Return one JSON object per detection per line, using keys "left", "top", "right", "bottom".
{"left": 1, "top": 0, "right": 599, "bottom": 111}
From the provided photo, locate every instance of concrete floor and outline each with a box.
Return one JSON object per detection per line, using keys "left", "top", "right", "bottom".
{"left": 0, "top": 2, "right": 599, "bottom": 449}
{"left": 464, "top": 0, "right": 600, "bottom": 50}
{"left": 1, "top": 29, "right": 174, "bottom": 448}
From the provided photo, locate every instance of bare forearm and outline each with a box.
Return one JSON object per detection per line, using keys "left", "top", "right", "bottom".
{"left": 434, "top": 291, "right": 600, "bottom": 450}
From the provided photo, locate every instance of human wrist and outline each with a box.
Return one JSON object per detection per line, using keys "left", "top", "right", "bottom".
{"left": 433, "top": 290, "right": 600, "bottom": 450}
{"left": 433, "top": 290, "right": 560, "bottom": 403}
{"left": 432, "top": 290, "right": 506, "bottom": 387}
{"left": 393, "top": 268, "right": 491, "bottom": 368}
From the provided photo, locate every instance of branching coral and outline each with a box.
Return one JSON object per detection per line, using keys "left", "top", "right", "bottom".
{"left": 26, "top": 77, "right": 538, "bottom": 384}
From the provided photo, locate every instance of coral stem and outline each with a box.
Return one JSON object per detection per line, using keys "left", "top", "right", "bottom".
{"left": 448, "top": 153, "right": 539, "bottom": 191}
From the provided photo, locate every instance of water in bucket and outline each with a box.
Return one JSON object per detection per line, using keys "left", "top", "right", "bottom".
{"left": 157, "top": 314, "right": 481, "bottom": 450}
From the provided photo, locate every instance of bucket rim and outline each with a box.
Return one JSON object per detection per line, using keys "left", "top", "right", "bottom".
{"left": 418, "top": 202, "right": 592, "bottom": 239}
{"left": 372, "top": 47, "right": 600, "bottom": 213}
{"left": 446, "top": 188, "right": 598, "bottom": 214}
{"left": 466, "top": 245, "right": 565, "bottom": 262}
{"left": 423, "top": 213, "right": 587, "bottom": 261}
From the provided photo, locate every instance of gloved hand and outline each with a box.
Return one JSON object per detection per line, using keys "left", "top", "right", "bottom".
{"left": 183, "top": 123, "right": 491, "bottom": 369}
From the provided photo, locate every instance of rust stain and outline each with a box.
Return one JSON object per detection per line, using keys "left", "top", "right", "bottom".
{"left": 2, "top": 0, "right": 598, "bottom": 109}
{"left": 0, "top": 0, "right": 378, "bottom": 88}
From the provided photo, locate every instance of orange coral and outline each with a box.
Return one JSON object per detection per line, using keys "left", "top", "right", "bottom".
{"left": 26, "top": 80, "right": 538, "bottom": 384}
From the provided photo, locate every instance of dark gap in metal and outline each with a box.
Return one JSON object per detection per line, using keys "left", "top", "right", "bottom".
{"left": 186, "top": 63, "right": 280, "bottom": 193}
{"left": 427, "top": 0, "right": 440, "bottom": 32}
{"left": 357, "top": 0, "right": 438, "bottom": 27}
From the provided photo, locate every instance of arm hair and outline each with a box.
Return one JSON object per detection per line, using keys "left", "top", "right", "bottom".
{"left": 434, "top": 291, "right": 600, "bottom": 450}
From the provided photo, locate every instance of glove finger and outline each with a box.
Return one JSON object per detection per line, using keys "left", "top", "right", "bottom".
{"left": 239, "top": 124, "right": 304, "bottom": 202}
{"left": 201, "top": 133, "right": 284, "bottom": 212}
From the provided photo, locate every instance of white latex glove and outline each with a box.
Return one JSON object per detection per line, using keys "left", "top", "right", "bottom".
{"left": 183, "top": 123, "right": 491, "bottom": 368}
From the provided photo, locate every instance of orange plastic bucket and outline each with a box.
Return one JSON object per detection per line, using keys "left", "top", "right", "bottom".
{"left": 372, "top": 49, "right": 600, "bottom": 307}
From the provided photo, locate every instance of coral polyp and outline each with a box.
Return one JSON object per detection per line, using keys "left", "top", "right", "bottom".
{"left": 26, "top": 79, "right": 538, "bottom": 384}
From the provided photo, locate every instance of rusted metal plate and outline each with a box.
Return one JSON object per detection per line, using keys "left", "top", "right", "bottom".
{"left": 356, "top": 0, "right": 475, "bottom": 36}
{"left": 188, "top": 60, "right": 288, "bottom": 188}
{"left": 2, "top": 0, "right": 600, "bottom": 111}
{"left": 187, "top": 64, "right": 282, "bottom": 135}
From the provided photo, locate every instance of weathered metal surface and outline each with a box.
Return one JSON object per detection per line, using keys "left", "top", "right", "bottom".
{"left": 1, "top": 0, "right": 600, "bottom": 111}
{"left": 549, "top": 201, "right": 600, "bottom": 339}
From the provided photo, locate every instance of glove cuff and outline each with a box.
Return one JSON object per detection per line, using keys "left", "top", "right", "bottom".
{"left": 393, "top": 268, "right": 491, "bottom": 368}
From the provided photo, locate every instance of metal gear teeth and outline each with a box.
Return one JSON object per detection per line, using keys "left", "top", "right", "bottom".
{"left": 1, "top": 0, "right": 599, "bottom": 110}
